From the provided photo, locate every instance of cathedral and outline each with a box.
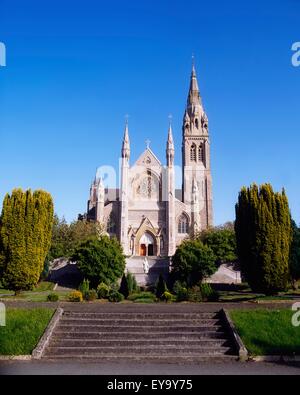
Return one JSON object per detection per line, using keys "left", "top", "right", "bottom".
{"left": 87, "top": 64, "right": 213, "bottom": 261}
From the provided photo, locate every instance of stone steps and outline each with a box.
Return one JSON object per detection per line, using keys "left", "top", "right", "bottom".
{"left": 60, "top": 318, "right": 221, "bottom": 326}
{"left": 52, "top": 331, "right": 228, "bottom": 339}
{"left": 44, "top": 354, "right": 237, "bottom": 363}
{"left": 125, "top": 257, "right": 170, "bottom": 285}
{"left": 43, "top": 310, "right": 238, "bottom": 362}
{"left": 50, "top": 339, "right": 231, "bottom": 347}
{"left": 44, "top": 346, "right": 233, "bottom": 356}
{"left": 62, "top": 312, "right": 218, "bottom": 319}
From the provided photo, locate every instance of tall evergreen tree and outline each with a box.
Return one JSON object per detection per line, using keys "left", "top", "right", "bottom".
{"left": 290, "top": 220, "right": 300, "bottom": 285}
{"left": 235, "top": 183, "right": 292, "bottom": 294}
{"left": 0, "top": 189, "right": 54, "bottom": 291}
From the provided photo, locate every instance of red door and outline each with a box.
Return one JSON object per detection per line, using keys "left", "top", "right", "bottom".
{"left": 140, "top": 244, "right": 146, "bottom": 256}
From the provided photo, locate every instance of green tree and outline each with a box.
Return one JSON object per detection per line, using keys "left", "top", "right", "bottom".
{"left": 172, "top": 239, "right": 217, "bottom": 286}
{"left": 235, "top": 183, "right": 292, "bottom": 294}
{"left": 72, "top": 236, "right": 125, "bottom": 288}
{"left": 48, "top": 216, "right": 99, "bottom": 261}
{"left": 290, "top": 220, "right": 300, "bottom": 285}
{"left": 0, "top": 188, "right": 54, "bottom": 291}
{"left": 199, "top": 225, "right": 237, "bottom": 265}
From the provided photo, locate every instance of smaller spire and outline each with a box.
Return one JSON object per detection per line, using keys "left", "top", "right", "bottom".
{"left": 122, "top": 118, "right": 130, "bottom": 160}
{"left": 167, "top": 123, "right": 174, "bottom": 147}
{"left": 166, "top": 117, "right": 175, "bottom": 166}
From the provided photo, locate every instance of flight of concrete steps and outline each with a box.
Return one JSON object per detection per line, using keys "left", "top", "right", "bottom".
{"left": 125, "top": 256, "right": 170, "bottom": 286}
{"left": 43, "top": 311, "right": 238, "bottom": 362}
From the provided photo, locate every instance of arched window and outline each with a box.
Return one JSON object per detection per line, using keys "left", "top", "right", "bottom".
{"left": 195, "top": 118, "right": 199, "bottom": 129}
{"left": 107, "top": 213, "right": 116, "bottom": 234}
{"left": 190, "top": 144, "right": 196, "bottom": 162}
{"left": 137, "top": 171, "right": 159, "bottom": 200}
{"left": 178, "top": 214, "right": 189, "bottom": 234}
{"left": 198, "top": 143, "right": 204, "bottom": 162}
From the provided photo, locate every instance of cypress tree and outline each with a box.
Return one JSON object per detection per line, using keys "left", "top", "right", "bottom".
{"left": 235, "top": 183, "right": 292, "bottom": 294}
{"left": 0, "top": 188, "right": 54, "bottom": 291}
{"left": 119, "top": 274, "right": 129, "bottom": 299}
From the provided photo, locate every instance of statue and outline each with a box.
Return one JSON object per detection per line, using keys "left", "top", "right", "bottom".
{"left": 143, "top": 257, "right": 149, "bottom": 274}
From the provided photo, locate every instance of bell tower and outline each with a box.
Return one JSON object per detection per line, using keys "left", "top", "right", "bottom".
{"left": 182, "top": 62, "right": 213, "bottom": 231}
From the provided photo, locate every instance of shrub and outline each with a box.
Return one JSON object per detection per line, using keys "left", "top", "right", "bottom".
{"left": 162, "top": 291, "right": 173, "bottom": 302}
{"left": 200, "top": 283, "right": 219, "bottom": 301}
{"left": 79, "top": 278, "right": 90, "bottom": 299}
{"left": 68, "top": 290, "right": 83, "bottom": 302}
{"left": 72, "top": 236, "right": 125, "bottom": 288}
{"left": 155, "top": 274, "right": 167, "bottom": 299}
{"left": 126, "top": 271, "right": 139, "bottom": 294}
{"left": 85, "top": 289, "right": 97, "bottom": 301}
{"left": 119, "top": 274, "right": 129, "bottom": 299}
{"left": 47, "top": 292, "right": 59, "bottom": 302}
{"left": 128, "top": 291, "right": 156, "bottom": 302}
{"left": 108, "top": 290, "right": 124, "bottom": 302}
{"left": 187, "top": 286, "right": 202, "bottom": 302}
{"left": 176, "top": 287, "right": 188, "bottom": 302}
{"left": 97, "top": 282, "right": 110, "bottom": 299}
{"left": 172, "top": 280, "right": 188, "bottom": 302}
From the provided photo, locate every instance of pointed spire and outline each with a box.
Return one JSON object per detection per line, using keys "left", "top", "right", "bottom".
{"left": 122, "top": 118, "right": 130, "bottom": 160}
{"left": 167, "top": 115, "right": 174, "bottom": 148}
{"left": 166, "top": 116, "right": 175, "bottom": 166}
{"left": 187, "top": 59, "right": 201, "bottom": 107}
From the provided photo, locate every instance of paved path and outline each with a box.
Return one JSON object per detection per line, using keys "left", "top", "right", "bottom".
{"left": 1, "top": 359, "right": 300, "bottom": 375}
{"left": 1, "top": 300, "right": 296, "bottom": 311}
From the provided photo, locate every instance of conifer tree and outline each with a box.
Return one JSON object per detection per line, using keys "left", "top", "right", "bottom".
{"left": 0, "top": 188, "right": 54, "bottom": 291}
{"left": 235, "top": 183, "right": 292, "bottom": 294}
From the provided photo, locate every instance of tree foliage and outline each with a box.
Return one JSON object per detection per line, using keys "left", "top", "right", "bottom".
{"left": 172, "top": 239, "right": 217, "bottom": 286}
{"left": 0, "top": 188, "right": 54, "bottom": 291}
{"left": 72, "top": 236, "right": 125, "bottom": 288}
{"left": 290, "top": 220, "right": 300, "bottom": 282}
{"left": 48, "top": 215, "right": 100, "bottom": 261}
{"left": 235, "top": 183, "right": 292, "bottom": 294}
{"left": 198, "top": 224, "right": 237, "bottom": 265}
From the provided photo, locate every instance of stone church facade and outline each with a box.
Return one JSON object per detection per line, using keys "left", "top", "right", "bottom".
{"left": 87, "top": 65, "right": 213, "bottom": 259}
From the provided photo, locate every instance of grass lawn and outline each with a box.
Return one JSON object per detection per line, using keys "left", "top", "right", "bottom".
{"left": 0, "top": 308, "right": 54, "bottom": 355}
{"left": 0, "top": 290, "right": 70, "bottom": 302}
{"left": 32, "top": 281, "right": 55, "bottom": 292}
{"left": 230, "top": 309, "right": 300, "bottom": 356}
{"left": 0, "top": 289, "right": 14, "bottom": 295}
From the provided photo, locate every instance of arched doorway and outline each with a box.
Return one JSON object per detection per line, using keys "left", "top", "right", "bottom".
{"left": 139, "top": 232, "right": 156, "bottom": 256}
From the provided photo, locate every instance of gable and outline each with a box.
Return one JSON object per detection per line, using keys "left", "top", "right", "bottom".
{"left": 134, "top": 148, "right": 162, "bottom": 168}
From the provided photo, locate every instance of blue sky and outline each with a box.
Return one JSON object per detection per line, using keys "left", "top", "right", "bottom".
{"left": 0, "top": 0, "right": 299, "bottom": 225}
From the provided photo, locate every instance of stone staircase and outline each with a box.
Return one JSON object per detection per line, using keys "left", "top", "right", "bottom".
{"left": 43, "top": 310, "right": 238, "bottom": 362}
{"left": 125, "top": 256, "right": 170, "bottom": 286}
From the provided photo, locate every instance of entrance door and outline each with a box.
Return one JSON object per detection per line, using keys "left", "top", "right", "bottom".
{"left": 148, "top": 244, "right": 154, "bottom": 256}
{"left": 140, "top": 244, "right": 147, "bottom": 256}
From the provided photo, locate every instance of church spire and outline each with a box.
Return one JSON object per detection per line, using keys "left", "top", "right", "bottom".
{"left": 166, "top": 117, "right": 174, "bottom": 166}
{"left": 187, "top": 61, "right": 202, "bottom": 107}
{"left": 121, "top": 119, "right": 130, "bottom": 160}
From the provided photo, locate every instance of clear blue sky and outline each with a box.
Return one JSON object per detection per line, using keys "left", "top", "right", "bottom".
{"left": 0, "top": 0, "right": 299, "bottom": 225}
